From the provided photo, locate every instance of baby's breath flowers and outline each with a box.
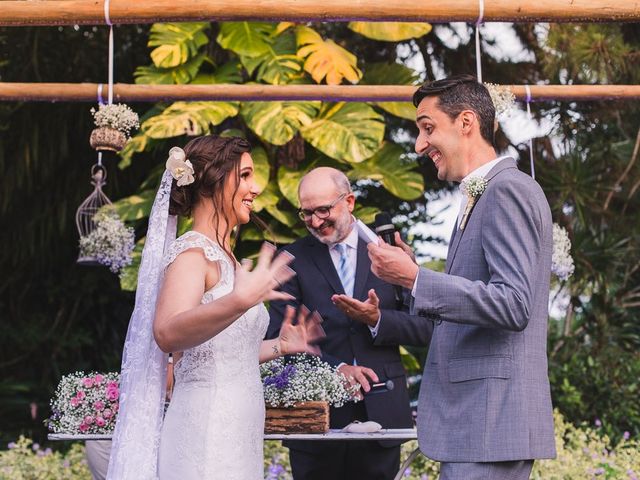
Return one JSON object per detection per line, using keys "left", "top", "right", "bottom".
{"left": 485, "top": 83, "right": 516, "bottom": 117}
{"left": 47, "top": 371, "right": 120, "bottom": 435}
{"left": 90, "top": 103, "right": 139, "bottom": 138}
{"left": 261, "top": 354, "right": 358, "bottom": 408}
{"left": 552, "top": 223, "right": 575, "bottom": 281}
{"left": 79, "top": 208, "right": 135, "bottom": 273}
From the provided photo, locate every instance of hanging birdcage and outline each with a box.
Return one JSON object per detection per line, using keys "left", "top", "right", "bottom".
{"left": 76, "top": 163, "right": 112, "bottom": 266}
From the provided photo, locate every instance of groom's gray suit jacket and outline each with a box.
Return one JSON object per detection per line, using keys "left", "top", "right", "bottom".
{"left": 412, "top": 158, "right": 556, "bottom": 462}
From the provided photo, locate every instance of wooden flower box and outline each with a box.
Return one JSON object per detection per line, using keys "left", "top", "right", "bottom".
{"left": 264, "top": 401, "right": 329, "bottom": 434}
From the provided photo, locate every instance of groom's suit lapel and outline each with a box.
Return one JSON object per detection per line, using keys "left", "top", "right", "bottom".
{"left": 306, "top": 236, "right": 345, "bottom": 295}
{"left": 445, "top": 157, "right": 518, "bottom": 274}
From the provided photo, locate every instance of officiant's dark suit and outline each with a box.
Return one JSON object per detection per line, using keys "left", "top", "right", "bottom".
{"left": 267, "top": 167, "right": 432, "bottom": 480}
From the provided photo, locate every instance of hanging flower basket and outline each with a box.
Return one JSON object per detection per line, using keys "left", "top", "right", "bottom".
{"left": 89, "top": 103, "right": 139, "bottom": 152}
{"left": 89, "top": 126, "right": 127, "bottom": 152}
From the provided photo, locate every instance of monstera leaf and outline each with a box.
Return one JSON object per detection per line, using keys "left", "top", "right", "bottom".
{"left": 251, "top": 146, "right": 270, "bottom": 193}
{"left": 353, "top": 206, "right": 379, "bottom": 224}
{"left": 240, "top": 32, "right": 303, "bottom": 85}
{"left": 277, "top": 164, "right": 307, "bottom": 207}
{"left": 192, "top": 60, "right": 244, "bottom": 85}
{"left": 253, "top": 182, "right": 298, "bottom": 227}
{"left": 300, "top": 103, "right": 384, "bottom": 163}
{"left": 362, "top": 62, "right": 420, "bottom": 120}
{"left": 296, "top": 26, "right": 362, "bottom": 85}
{"left": 347, "top": 143, "right": 424, "bottom": 200}
{"left": 135, "top": 53, "right": 207, "bottom": 85}
{"left": 112, "top": 189, "right": 156, "bottom": 221}
{"left": 141, "top": 102, "right": 239, "bottom": 139}
{"left": 241, "top": 101, "right": 320, "bottom": 146}
{"left": 348, "top": 22, "right": 432, "bottom": 42}
{"left": 148, "top": 23, "right": 210, "bottom": 68}
{"left": 217, "top": 22, "right": 275, "bottom": 58}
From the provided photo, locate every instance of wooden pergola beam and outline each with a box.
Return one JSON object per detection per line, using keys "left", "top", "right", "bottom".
{"left": 0, "top": 0, "right": 639, "bottom": 26}
{"left": 1, "top": 83, "right": 640, "bottom": 103}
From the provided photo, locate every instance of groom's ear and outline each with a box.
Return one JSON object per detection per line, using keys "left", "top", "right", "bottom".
{"left": 459, "top": 110, "right": 477, "bottom": 136}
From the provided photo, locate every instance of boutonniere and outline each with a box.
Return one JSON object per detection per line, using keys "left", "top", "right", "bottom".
{"left": 459, "top": 176, "right": 488, "bottom": 230}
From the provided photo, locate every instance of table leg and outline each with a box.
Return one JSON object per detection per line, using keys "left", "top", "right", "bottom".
{"left": 394, "top": 446, "right": 421, "bottom": 480}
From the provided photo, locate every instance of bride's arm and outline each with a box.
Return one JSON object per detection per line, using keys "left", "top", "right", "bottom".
{"left": 154, "top": 250, "right": 247, "bottom": 353}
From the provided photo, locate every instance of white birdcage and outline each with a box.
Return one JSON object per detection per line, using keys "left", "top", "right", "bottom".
{"left": 76, "top": 164, "right": 112, "bottom": 265}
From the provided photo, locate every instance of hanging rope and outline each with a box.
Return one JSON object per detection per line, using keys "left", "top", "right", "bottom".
{"left": 105, "top": 0, "right": 114, "bottom": 105}
{"left": 475, "top": 0, "right": 484, "bottom": 83}
{"left": 524, "top": 84, "right": 536, "bottom": 179}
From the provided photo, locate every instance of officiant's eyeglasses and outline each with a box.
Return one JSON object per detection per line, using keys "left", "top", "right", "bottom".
{"left": 297, "top": 193, "right": 347, "bottom": 221}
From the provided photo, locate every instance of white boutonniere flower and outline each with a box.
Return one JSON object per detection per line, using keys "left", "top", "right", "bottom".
{"left": 165, "top": 146, "right": 195, "bottom": 186}
{"left": 459, "top": 176, "right": 488, "bottom": 230}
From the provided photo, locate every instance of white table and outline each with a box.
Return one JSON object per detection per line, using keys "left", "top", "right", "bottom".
{"left": 49, "top": 429, "right": 421, "bottom": 480}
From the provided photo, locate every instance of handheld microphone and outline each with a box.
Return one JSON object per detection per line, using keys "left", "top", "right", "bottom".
{"left": 364, "top": 379, "right": 395, "bottom": 396}
{"left": 374, "top": 212, "right": 396, "bottom": 246}
{"left": 374, "top": 212, "right": 404, "bottom": 307}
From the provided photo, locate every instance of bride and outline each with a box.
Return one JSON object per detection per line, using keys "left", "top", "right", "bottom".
{"left": 107, "top": 135, "right": 324, "bottom": 479}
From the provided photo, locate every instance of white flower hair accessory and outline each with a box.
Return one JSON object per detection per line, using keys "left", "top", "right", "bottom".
{"left": 459, "top": 176, "right": 488, "bottom": 230}
{"left": 165, "top": 147, "right": 195, "bottom": 187}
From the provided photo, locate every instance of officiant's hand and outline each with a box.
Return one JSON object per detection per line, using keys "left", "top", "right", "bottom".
{"left": 236, "top": 242, "right": 296, "bottom": 309}
{"left": 338, "top": 364, "right": 379, "bottom": 400}
{"left": 331, "top": 289, "right": 380, "bottom": 327}
{"left": 279, "top": 305, "right": 325, "bottom": 356}
{"left": 368, "top": 239, "right": 418, "bottom": 290}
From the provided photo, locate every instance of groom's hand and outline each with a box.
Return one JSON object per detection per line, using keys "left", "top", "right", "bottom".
{"left": 368, "top": 240, "right": 418, "bottom": 290}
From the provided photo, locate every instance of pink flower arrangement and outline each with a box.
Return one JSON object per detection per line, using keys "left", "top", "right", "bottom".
{"left": 48, "top": 371, "right": 120, "bottom": 435}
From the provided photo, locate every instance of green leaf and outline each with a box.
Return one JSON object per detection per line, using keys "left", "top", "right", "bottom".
{"left": 191, "top": 60, "right": 244, "bottom": 85}
{"left": 253, "top": 182, "right": 298, "bottom": 227}
{"left": 296, "top": 26, "right": 362, "bottom": 85}
{"left": 119, "top": 240, "right": 143, "bottom": 291}
{"left": 353, "top": 205, "right": 379, "bottom": 224}
{"left": 117, "top": 133, "right": 157, "bottom": 168}
{"left": 399, "top": 345, "right": 421, "bottom": 372}
{"left": 111, "top": 189, "right": 155, "bottom": 221}
{"left": 347, "top": 142, "right": 424, "bottom": 200}
{"left": 348, "top": 22, "right": 432, "bottom": 42}
{"left": 135, "top": 53, "right": 207, "bottom": 85}
{"left": 300, "top": 102, "right": 384, "bottom": 163}
{"left": 241, "top": 101, "right": 320, "bottom": 146}
{"left": 240, "top": 32, "right": 304, "bottom": 85}
{"left": 252, "top": 146, "right": 270, "bottom": 193}
{"left": 277, "top": 164, "right": 306, "bottom": 207}
{"left": 217, "top": 22, "right": 275, "bottom": 58}
{"left": 361, "top": 62, "right": 419, "bottom": 120}
{"left": 141, "top": 101, "right": 239, "bottom": 139}
{"left": 148, "top": 23, "right": 210, "bottom": 68}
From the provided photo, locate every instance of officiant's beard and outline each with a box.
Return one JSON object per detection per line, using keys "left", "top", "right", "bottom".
{"left": 307, "top": 213, "right": 352, "bottom": 245}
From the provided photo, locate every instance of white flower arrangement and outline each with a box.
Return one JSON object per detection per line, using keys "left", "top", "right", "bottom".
{"left": 79, "top": 208, "right": 135, "bottom": 273}
{"left": 47, "top": 371, "right": 120, "bottom": 435}
{"left": 261, "top": 354, "right": 358, "bottom": 408}
{"left": 485, "top": 83, "right": 516, "bottom": 117}
{"left": 552, "top": 223, "right": 575, "bottom": 281}
{"left": 90, "top": 103, "right": 140, "bottom": 137}
{"left": 459, "top": 176, "right": 488, "bottom": 230}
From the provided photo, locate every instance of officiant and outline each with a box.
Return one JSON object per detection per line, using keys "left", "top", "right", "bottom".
{"left": 267, "top": 167, "right": 432, "bottom": 480}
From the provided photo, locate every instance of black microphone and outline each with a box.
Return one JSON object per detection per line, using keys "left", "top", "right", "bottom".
{"left": 374, "top": 212, "right": 396, "bottom": 246}
{"left": 364, "top": 379, "right": 395, "bottom": 396}
{"left": 374, "top": 212, "right": 404, "bottom": 307}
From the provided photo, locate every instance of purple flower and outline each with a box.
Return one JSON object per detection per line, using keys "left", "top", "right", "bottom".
{"left": 595, "top": 418, "right": 602, "bottom": 427}
{"left": 627, "top": 469, "right": 638, "bottom": 480}
{"left": 264, "top": 364, "right": 297, "bottom": 389}
{"left": 623, "top": 431, "right": 630, "bottom": 440}
{"left": 7, "top": 442, "right": 16, "bottom": 449}
{"left": 32, "top": 443, "right": 40, "bottom": 451}
{"left": 594, "top": 467, "right": 605, "bottom": 475}
{"left": 403, "top": 467, "right": 412, "bottom": 476}
{"left": 63, "top": 460, "right": 70, "bottom": 468}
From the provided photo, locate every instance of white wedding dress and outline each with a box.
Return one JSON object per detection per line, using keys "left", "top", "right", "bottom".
{"left": 157, "top": 231, "right": 269, "bottom": 479}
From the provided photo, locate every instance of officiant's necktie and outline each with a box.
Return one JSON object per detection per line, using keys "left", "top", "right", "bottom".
{"left": 335, "top": 243, "right": 355, "bottom": 297}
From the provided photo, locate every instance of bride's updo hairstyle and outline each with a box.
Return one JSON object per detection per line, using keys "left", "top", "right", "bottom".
{"left": 169, "top": 135, "right": 252, "bottom": 253}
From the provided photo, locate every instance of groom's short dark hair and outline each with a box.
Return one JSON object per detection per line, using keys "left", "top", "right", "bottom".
{"left": 413, "top": 74, "right": 496, "bottom": 146}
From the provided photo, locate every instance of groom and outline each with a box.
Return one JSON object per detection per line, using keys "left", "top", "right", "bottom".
{"left": 368, "top": 75, "right": 556, "bottom": 479}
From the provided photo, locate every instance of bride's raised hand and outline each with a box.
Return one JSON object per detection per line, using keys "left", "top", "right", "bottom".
{"left": 279, "top": 305, "right": 326, "bottom": 356}
{"left": 234, "top": 242, "right": 296, "bottom": 309}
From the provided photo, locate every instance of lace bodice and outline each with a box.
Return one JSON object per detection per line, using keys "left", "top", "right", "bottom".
{"left": 162, "top": 231, "right": 269, "bottom": 386}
